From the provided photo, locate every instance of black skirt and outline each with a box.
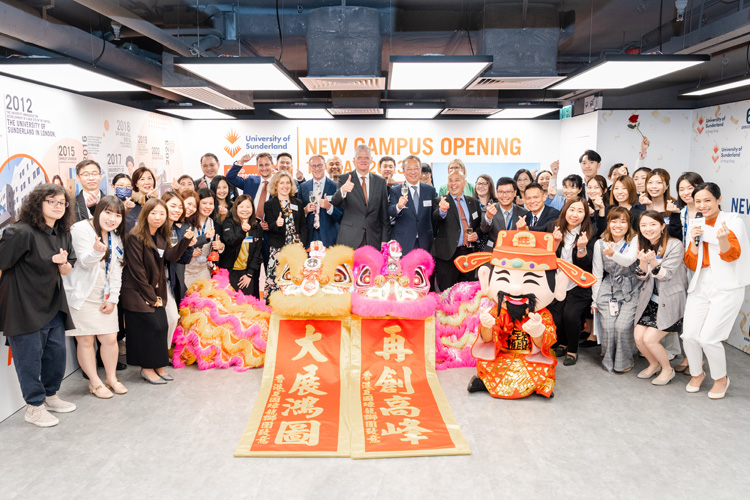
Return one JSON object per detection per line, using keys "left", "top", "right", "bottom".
{"left": 124, "top": 308, "right": 169, "bottom": 368}
{"left": 637, "top": 300, "right": 682, "bottom": 333}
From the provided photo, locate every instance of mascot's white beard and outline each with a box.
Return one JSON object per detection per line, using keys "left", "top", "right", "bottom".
{"left": 497, "top": 291, "right": 538, "bottom": 323}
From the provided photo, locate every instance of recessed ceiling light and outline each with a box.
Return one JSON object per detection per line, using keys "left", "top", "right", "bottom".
{"left": 386, "top": 108, "right": 442, "bottom": 119}
{"left": 551, "top": 54, "right": 709, "bottom": 90}
{"left": 175, "top": 57, "right": 301, "bottom": 91}
{"left": 681, "top": 76, "right": 750, "bottom": 96}
{"left": 488, "top": 108, "right": 559, "bottom": 119}
{"left": 0, "top": 58, "right": 146, "bottom": 92}
{"left": 271, "top": 108, "right": 333, "bottom": 119}
{"left": 327, "top": 108, "right": 384, "bottom": 115}
{"left": 156, "top": 108, "right": 235, "bottom": 120}
{"left": 388, "top": 55, "right": 492, "bottom": 90}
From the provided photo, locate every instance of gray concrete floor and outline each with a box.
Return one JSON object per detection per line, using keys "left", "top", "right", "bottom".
{"left": 1, "top": 345, "right": 749, "bottom": 500}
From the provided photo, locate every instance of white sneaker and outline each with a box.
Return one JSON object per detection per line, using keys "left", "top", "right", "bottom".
{"left": 44, "top": 395, "right": 76, "bottom": 413}
{"left": 25, "top": 404, "right": 59, "bottom": 427}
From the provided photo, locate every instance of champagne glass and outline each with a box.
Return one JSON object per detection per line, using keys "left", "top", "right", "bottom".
{"left": 309, "top": 192, "right": 318, "bottom": 205}
{"left": 466, "top": 227, "right": 474, "bottom": 248}
{"left": 401, "top": 183, "right": 409, "bottom": 197}
{"left": 170, "top": 231, "right": 179, "bottom": 246}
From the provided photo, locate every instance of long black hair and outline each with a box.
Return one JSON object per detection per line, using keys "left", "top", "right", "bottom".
{"left": 91, "top": 196, "right": 126, "bottom": 260}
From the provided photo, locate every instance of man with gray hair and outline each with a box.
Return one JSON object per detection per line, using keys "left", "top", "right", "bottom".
{"left": 331, "top": 144, "right": 390, "bottom": 248}
{"left": 298, "top": 155, "right": 342, "bottom": 247}
{"left": 388, "top": 155, "right": 437, "bottom": 254}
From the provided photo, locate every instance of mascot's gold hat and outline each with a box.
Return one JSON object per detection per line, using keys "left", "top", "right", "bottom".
{"left": 454, "top": 230, "right": 596, "bottom": 288}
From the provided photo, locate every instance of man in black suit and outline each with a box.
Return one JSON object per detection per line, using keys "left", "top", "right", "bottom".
{"left": 481, "top": 177, "right": 530, "bottom": 251}
{"left": 331, "top": 144, "right": 390, "bottom": 248}
{"left": 194, "top": 152, "right": 221, "bottom": 191}
{"left": 388, "top": 155, "right": 437, "bottom": 254}
{"left": 299, "top": 155, "right": 343, "bottom": 247}
{"left": 74, "top": 159, "right": 105, "bottom": 222}
{"left": 520, "top": 182, "right": 560, "bottom": 232}
{"left": 432, "top": 171, "right": 481, "bottom": 291}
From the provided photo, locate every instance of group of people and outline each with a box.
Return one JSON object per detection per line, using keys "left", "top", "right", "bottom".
{"left": 1, "top": 136, "right": 747, "bottom": 428}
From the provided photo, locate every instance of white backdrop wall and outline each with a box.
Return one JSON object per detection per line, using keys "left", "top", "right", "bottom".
{"left": 0, "top": 75, "right": 185, "bottom": 422}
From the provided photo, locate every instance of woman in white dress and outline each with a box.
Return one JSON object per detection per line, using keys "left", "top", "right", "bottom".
{"left": 63, "top": 196, "right": 127, "bottom": 398}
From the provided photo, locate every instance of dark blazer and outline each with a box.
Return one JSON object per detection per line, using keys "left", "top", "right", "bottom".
{"left": 225, "top": 163, "right": 261, "bottom": 196}
{"left": 388, "top": 182, "right": 437, "bottom": 254}
{"left": 121, "top": 231, "right": 192, "bottom": 313}
{"left": 167, "top": 223, "right": 196, "bottom": 302}
{"left": 549, "top": 226, "right": 596, "bottom": 273}
{"left": 125, "top": 201, "right": 142, "bottom": 234}
{"left": 480, "top": 203, "right": 531, "bottom": 251}
{"left": 264, "top": 196, "right": 307, "bottom": 248}
{"left": 74, "top": 189, "right": 105, "bottom": 222}
{"left": 331, "top": 171, "right": 390, "bottom": 248}
{"left": 219, "top": 219, "right": 264, "bottom": 274}
{"left": 528, "top": 206, "right": 560, "bottom": 232}
{"left": 432, "top": 194, "right": 482, "bottom": 261}
{"left": 298, "top": 177, "right": 343, "bottom": 248}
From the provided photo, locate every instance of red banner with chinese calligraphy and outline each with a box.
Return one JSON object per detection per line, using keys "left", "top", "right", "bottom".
{"left": 235, "top": 314, "right": 351, "bottom": 457}
{"left": 350, "top": 317, "right": 470, "bottom": 458}
{"left": 236, "top": 314, "right": 469, "bottom": 458}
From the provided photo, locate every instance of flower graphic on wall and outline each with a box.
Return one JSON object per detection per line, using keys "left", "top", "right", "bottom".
{"left": 224, "top": 128, "right": 241, "bottom": 158}
{"left": 627, "top": 113, "right": 644, "bottom": 137}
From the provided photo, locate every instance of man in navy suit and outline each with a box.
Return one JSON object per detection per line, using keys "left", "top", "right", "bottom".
{"left": 299, "top": 155, "right": 343, "bottom": 247}
{"left": 331, "top": 144, "right": 390, "bottom": 248}
{"left": 519, "top": 182, "right": 560, "bottom": 232}
{"left": 388, "top": 155, "right": 437, "bottom": 254}
{"left": 481, "top": 177, "right": 531, "bottom": 251}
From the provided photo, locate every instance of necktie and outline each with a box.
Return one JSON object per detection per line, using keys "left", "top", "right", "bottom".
{"left": 532, "top": 214, "right": 538, "bottom": 226}
{"left": 361, "top": 176, "right": 368, "bottom": 206}
{"left": 256, "top": 180, "right": 268, "bottom": 221}
{"left": 412, "top": 185, "right": 419, "bottom": 214}
{"left": 456, "top": 197, "right": 470, "bottom": 247}
{"left": 313, "top": 182, "right": 321, "bottom": 230}
{"left": 504, "top": 211, "right": 512, "bottom": 230}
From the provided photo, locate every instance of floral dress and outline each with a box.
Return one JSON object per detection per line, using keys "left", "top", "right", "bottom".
{"left": 265, "top": 200, "right": 298, "bottom": 298}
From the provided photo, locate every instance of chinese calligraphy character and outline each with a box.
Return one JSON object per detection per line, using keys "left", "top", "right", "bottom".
{"left": 290, "top": 364, "right": 327, "bottom": 396}
{"left": 381, "top": 418, "right": 431, "bottom": 445}
{"left": 281, "top": 396, "right": 324, "bottom": 419}
{"left": 291, "top": 325, "right": 328, "bottom": 362}
{"left": 375, "top": 325, "right": 413, "bottom": 362}
{"left": 374, "top": 366, "right": 415, "bottom": 394}
{"left": 380, "top": 395, "right": 420, "bottom": 417}
{"left": 275, "top": 421, "right": 321, "bottom": 446}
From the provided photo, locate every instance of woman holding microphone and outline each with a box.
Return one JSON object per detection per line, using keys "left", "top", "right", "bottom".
{"left": 683, "top": 182, "right": 750, "bottom": 398}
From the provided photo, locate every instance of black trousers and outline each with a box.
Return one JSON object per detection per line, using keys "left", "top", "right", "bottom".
{"left": 229, "top": 269, "right": 259, "bottom": 299}
{"left": 434, "top": 246, "right": 474, "bottom": 292}
{"left": 548, "top": 285, "right": 592, "bottom": 354}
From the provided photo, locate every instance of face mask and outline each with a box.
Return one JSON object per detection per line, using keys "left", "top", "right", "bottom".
{"left": 115, "top": 187, "right": 132, "bottom": 201}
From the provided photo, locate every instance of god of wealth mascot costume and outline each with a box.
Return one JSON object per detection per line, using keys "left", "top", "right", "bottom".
{"left": 455, "top": 230, "right": 595, "bottom": 399}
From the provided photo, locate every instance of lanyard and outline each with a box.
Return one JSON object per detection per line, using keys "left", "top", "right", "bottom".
{"left": 682, "top": 207, "right": 688, "bottom": 247}
{"left": 103, "top": 232, "right": 112, "bottom": 301}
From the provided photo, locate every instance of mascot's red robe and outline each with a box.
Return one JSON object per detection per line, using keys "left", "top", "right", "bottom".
{"left": 473, "top": 307, "right": 557, "bottom": 399}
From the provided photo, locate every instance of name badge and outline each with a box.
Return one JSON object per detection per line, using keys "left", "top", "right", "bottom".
{"left": 471, "top": 211, "right": 478, "bottom": 220}
{"left": 243, "top": 236, "right": 254, "bottom": 243}
{"left": 291, "top": 204, "right": 299, "bottom": 211}
{"left": 157, "top": 248, "right": 165, "bottom": 258}
{"left": 423, "top": 200, "right": 432, "bottom": 207}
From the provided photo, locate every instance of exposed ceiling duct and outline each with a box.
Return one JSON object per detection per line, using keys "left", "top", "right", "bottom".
{"left": 0, "top": 0, "right": 181, "bottom": 101}
{"left": 301, "top": 6, "right": 385, "bottom": 92}
{"left": 468, "top": 2, "right": 566, "bottom": 90}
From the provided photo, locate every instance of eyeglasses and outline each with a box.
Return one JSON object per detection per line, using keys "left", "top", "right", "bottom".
{"left": 475, "top": 181, "right": 489, "bottom": 187}
{"left": 45, "top": 199, "right": 69, "bottom": 208}
{"left": 497, "top": 189, "right": 515, "bottom": 195}
{"left": 78, "top": 172, "right": 101, "bottom": 179}
{"left": 310, "top": 164, "right": 325, "bottom": 169}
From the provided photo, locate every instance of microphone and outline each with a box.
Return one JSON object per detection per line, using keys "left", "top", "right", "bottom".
{"left": 694, "top": 212, "right": 704, "bottom": 247}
